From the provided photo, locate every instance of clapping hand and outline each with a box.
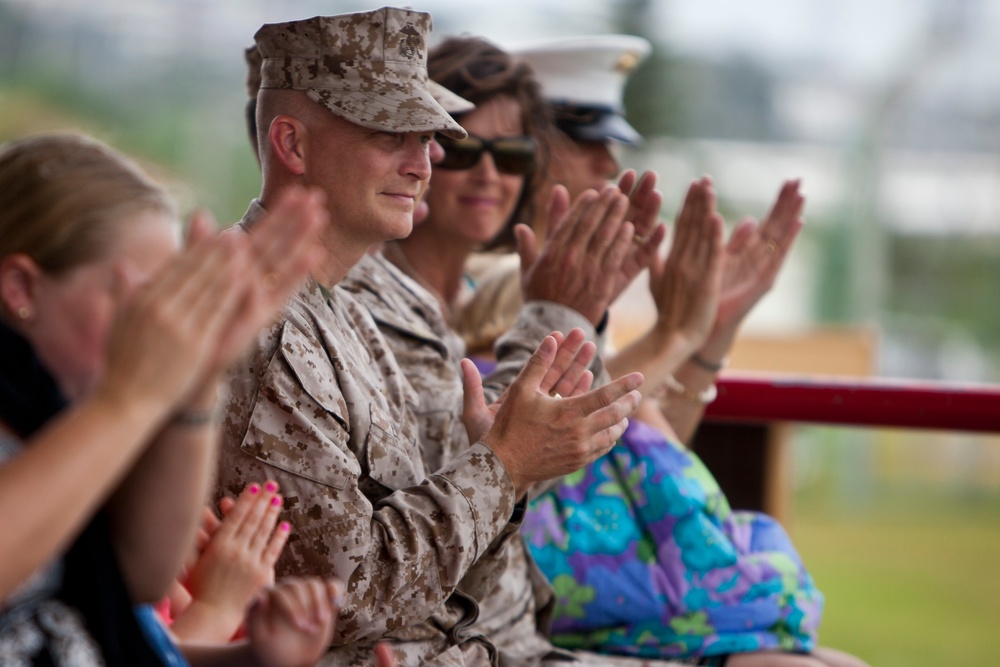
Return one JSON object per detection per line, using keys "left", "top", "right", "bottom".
{"left": 710, "top": 179, "right": 805, "bottom": 346}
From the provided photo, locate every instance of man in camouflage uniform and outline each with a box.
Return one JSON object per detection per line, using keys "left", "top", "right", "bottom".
{"left": 220, "top": 7, "right": 649, "bottom": 666}
{"left": 341, "top": 257, "right": 696, "bottom": 667}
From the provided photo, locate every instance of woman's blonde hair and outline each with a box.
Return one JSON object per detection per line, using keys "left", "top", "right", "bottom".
{"left": 0, "top": 133, "right": 175, "bottom": 275}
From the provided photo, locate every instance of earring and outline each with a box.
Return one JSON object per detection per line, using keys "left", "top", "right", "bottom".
{"left": 16, "top": 307, "right": 29, "bottom": 320}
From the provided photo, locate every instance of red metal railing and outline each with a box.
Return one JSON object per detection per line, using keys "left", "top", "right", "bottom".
{"left": 705, "top": 373, "right": 1000, "bottom": 433}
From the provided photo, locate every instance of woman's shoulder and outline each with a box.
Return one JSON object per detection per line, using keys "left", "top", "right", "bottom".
{"left": 456, "top": 252, "right": 524, "bottom": 354}
{"left": 464, "top": 251, "right": 521, "bottom": 286}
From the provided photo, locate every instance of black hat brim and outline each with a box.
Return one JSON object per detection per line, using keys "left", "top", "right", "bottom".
{"left": 556, "top": 109, "right": 643, "bottom": 146}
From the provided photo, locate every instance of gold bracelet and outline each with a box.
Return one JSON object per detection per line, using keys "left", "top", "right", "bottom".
{"left": 662, "top": 374, "right": 718, "bottom": 405}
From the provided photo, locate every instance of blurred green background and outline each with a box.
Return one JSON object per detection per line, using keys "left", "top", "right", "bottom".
{"left": 792, "top": 426, "right": 1000, "bottom": 665}
{"left": 2, "top": 0, "right": 999, "bottom": 663}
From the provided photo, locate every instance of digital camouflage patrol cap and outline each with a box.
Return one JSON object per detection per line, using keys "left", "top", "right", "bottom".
{"left": 244, "top": 44, "right": 263, "bottom": 100}
{"left": 254, "top": 6, "right": 467, "bottom": 138}
{"left": 245, "top": 41, "right": 472, "bottom": 114}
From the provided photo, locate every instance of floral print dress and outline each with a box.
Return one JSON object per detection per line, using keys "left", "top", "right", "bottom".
{"left": 522, "top": 420, "right": 823, "bottom": 660}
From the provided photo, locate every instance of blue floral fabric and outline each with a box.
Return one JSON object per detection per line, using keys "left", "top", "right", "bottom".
{"left": 522, "top": 419, "right": 823, "bottom": 659}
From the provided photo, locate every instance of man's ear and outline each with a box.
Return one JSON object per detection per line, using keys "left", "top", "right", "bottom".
{"left": 268, "top": 115, "right": 308, "bottom": 176}
{"left": 0, "top": 254, "right": 42, "bottom": 322}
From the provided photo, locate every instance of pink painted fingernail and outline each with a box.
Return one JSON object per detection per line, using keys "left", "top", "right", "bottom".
{"left": 265, "top": 481, "right": 277, "bottom": 493}
{"left": 248, "top": 484, "right": 259, "bottom": 495}
{"left": 271, "top": 495, "right": 282, "bottom": 507}
{"left": 280, "top": 521, "right": 290, "bottom": 532}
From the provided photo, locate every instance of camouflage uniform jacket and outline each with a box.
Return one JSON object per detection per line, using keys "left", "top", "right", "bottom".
{"left": 220, "top": 206, "right": 516, "bottom": 666}
{"left": 344, "top": 253, "right": 678, "bottom": 667}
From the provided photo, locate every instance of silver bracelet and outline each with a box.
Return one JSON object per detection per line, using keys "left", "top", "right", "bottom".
{"left": 662, "top": 374, "right": 718, "bottom": 405}
{"left": 169, "top": 408, "right": 218, "bottom": 427}
{"left": 691, "top": 352, "right": 728, "bottom": 373}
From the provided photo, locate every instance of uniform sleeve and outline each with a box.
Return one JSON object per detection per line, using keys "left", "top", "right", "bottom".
{"left": 224, "top": 322, "right": 518, "bottom": 644}
{"left": 482, "top": 299, "right": 610, "bottom": 404}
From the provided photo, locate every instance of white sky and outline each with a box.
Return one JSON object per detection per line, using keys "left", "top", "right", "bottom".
{"left": 0, "top": 0, "right": 950, "bottom": 64}
{"left": 9, "top": 0, "right": 998, "bottom": 104}
{"left": 6, "top": 0, "right": 997, "bottom": 95}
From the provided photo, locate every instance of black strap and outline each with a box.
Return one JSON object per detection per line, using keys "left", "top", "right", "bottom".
{"left": 59, "top": 512, "right": 169, "bottom": 667}
{"left": 0, "top": 320, "right": 67, "bottom": 438}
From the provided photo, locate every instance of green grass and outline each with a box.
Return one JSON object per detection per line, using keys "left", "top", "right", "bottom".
{"left": 792, "top": 485, "right": 1000, "bottom": 666}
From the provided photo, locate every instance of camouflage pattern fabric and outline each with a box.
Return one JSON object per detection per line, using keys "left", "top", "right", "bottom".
{"left": 254, "top": 7, "right": 466, "bottom": 138}
{"left": 243, "top": 41, "right": 472, "bottom": 116}
{"left": 343, "top": 252, "right": 689, "bottom": 667}
{"left": 243, "top": 44, "right": 262, "bottom": 99}
{"left": 345, "top": 254, "right": 553, "bottom": 662}
{"left": 220, "top": 205, "right": 513, "bottom": 666}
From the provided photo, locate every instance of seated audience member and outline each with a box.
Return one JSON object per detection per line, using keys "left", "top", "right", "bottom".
{"left": 221, "top": 8, "right": 644, "bottom": 666}
{"left": 0, "top": 132, "right": 330, "bottom": 664}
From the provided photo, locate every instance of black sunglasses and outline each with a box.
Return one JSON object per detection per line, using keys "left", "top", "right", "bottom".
{"left": 436, "top": 134, "right": 535, "bottom": 175}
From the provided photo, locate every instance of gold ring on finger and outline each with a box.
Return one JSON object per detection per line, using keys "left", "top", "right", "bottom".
{"left": 765, "top": 239, "right": 778, "bottom": 254}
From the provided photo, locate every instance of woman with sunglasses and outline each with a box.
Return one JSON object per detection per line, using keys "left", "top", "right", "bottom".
{"left": 379, "top": 36, "right": 551, "bottom": 324}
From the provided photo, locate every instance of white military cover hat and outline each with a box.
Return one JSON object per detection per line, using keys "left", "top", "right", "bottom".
{"left": 511, "top": 34, "right": 651, "bottom": 145}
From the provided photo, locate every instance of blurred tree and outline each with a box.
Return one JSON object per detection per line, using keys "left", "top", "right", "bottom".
{"left": 0, "top": 1, "right": 259, "bottom": 223}
{"left": 816, "top": 0, "right": 973, "bottom": 327}
{"left": 0, "top": 3, "right": 26, "bottom": 76}
{"left": 612, "top": 0, "right": 778, "bottom": 142}
{"left": 889, "top": 234, "right": 1000, "bottom": 352}
{"left": 612, "top": 0, "right": 687, "bottom": 138}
